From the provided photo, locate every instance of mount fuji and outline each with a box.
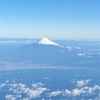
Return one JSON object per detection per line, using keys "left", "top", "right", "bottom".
{"left": 0, "top": 38, "right": 98, "bottom": 67}
{"left": 0, "top": 38, "right": 67, "bottom": 66}
{"left": 34, "top": 37, "right": 60, "bottom": 46}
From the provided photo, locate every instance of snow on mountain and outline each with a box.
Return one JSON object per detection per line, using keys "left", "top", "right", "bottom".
{"left": 35, "top": 37, "right": 60, "bottom": 46}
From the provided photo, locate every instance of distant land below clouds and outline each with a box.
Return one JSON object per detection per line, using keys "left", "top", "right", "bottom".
{"left": 0, "top": 37, "right": 100, "bottom": 69}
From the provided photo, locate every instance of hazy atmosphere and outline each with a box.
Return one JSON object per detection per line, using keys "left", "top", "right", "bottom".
{"left": 0, "top": 0, "right": 100, "bottom": 100}
{"left": 0, "top": 0, "right": 100, "bottom": 39}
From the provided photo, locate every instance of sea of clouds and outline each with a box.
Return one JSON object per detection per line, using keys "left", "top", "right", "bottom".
{"left": 0, "top": 79, "right": 100, "bottom": 100}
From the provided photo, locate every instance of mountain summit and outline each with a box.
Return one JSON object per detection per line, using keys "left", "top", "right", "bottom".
{"left": 35, "top": 37, "right": 60, "bottom": 46}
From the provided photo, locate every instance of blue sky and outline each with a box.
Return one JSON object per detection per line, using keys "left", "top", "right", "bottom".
{"left": 0, "top": 0, "right": 100, "bottom": 39}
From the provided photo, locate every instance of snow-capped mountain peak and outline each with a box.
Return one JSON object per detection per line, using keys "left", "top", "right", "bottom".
{"left": 35, "top": 37, "right": 60, "bottom": 46}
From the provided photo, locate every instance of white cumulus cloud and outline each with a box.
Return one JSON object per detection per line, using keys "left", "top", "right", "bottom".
{"left": 0, "top": 82, "right": 48, "bottom": 100}
{"left": 48, "top": 90, "right": 62, "bottom": 97}
{"left": 76, "top": 79, "right": 92, "bottom": 87}
{"left": 5, "top": 94, "right": 21, "bottom": 100}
